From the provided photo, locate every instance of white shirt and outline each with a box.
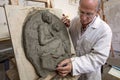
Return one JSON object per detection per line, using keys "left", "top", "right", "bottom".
{"left": 69, "top": 15, "right": 112, "bottom": 80}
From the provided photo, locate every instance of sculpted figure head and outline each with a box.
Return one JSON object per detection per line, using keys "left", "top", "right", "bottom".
{"left": 41, "top": 10, "right": 52, "bottom": 24}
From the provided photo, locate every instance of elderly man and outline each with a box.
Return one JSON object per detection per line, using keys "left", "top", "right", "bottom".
{"left": 56, "top": 0, "right": 112, "bottom": 80}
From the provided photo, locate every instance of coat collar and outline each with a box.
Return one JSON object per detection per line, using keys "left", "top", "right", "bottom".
{"left": 88, "top": 15, "right": 101, "bottom": 29}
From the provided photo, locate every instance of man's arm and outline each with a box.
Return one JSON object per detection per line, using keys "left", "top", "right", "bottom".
{"left": 56, "top": 26, "right": 112, "bottom": 76}
{"left": 71, "top": 29, "right": 112, "bottom": 75}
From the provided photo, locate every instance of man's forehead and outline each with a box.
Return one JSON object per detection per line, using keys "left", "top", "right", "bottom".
{"left": 79, "top": 0, "right": 98, "bottom": 10}
{"left": 80, "top": 0, "right": 98, "bottom": 4}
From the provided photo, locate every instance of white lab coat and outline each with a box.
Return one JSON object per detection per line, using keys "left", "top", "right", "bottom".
{"left": 69, "top": 15, "right": 112, "bottom": 80}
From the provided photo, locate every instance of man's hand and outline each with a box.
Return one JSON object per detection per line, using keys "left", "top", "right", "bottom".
{"left": 61, "top": 14, "right": 70, "bottom": 27}
{"left": 56, "top": 59, "right": 72, "bottom": 77}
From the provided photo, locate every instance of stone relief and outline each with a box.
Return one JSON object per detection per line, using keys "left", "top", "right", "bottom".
{"left": 22, "top": 10, "right": 76, "bottom": 80}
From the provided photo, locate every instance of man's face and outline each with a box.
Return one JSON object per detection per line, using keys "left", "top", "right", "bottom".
{"left": 79, "top": 1, "right": 98, "bottom": 26}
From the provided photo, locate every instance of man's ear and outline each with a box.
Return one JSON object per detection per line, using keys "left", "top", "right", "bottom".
{"left": 97, "top": 8, "right": 101, "bottom": 14}
{"left": 97, "top": 8, "right": 103, "bottom": 18}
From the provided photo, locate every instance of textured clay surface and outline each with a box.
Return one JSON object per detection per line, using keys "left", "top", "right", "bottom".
{"left": 22, "top": 10, "right": 72, "bottom": 79}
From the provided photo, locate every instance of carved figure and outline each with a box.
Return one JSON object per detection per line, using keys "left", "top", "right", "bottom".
{"left": 22, "top": 10, "right": 73, "bottom": 79}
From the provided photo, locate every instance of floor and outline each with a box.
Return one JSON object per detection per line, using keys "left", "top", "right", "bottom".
{"left": 0, "top": 51, "right": 120, "bottom": 80}
{"left": 0, "top": 39, "right": 13, "bottom": 80}
{"left": 102, "top": 51, "right": 120, "bottom": 80}
{"left": 0, "top": 63, "right": 6, "bottom": 80}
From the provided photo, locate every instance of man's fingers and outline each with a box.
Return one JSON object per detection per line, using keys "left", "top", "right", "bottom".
{"left": 56, "top": 66, "right": 68, "bottom": 71}
{"left": 56, "top": 59, "right": 72, "bottom": 77}
{"left": 62, "top": 14, "right": 65, "bottom": 16}
{"left": 58, "top": 71, "right": 68, "bottom": 77}
{"left": 61, "top": 16, "right": 69, "bottom": 21}
{"left": 57, "top": 69, "right": 69, "bottom": 73}
{"left": 61, "top": 14, "right": 70, "bottom": 27}
{"left": 56, "top": 63, "right": 71, "bottom": 73}
{"left": 57, "top": 59, "right": 71, "bottom": 68}
{"left": 64, "top": 19, "right": 70, "bottom": 24}
{"left": 57, "top": 60, "right": 68, "bottom": 67}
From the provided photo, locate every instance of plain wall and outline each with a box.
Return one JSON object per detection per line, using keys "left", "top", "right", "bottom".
{"left": 53, "top": 0, "right": 79, "bottom": 19}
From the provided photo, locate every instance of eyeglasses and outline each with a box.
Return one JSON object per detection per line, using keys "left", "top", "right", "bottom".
{"left": 79, "top": 10, "right": 96, "bottom": 18}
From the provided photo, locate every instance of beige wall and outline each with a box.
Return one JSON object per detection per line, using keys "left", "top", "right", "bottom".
{"left": 53, "top": 0, "right": 79, "bottom": 19}
{"left": 16, "top": 0, "right": 79, "bottom": 19}
{"left": 105, "top": 0, "right": 120, "bottom": 52}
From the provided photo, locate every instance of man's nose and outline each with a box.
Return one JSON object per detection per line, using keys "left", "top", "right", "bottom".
{"left": 81, "top": 14, "right": 87, "bottom": 20}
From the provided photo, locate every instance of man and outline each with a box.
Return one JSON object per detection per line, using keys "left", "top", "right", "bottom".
{"left": 56, "top": 0, "right": 112, "bottom": 80}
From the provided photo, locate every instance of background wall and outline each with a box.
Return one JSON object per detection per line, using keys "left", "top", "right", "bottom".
{"left": 53, "top": 0, "right": 79, "bottom": 19}
{"left": 105, "top": 0, "right": 120, "bottom": 52}
{"left": 18, "top": 0, "right": 79, "bottom": 20}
